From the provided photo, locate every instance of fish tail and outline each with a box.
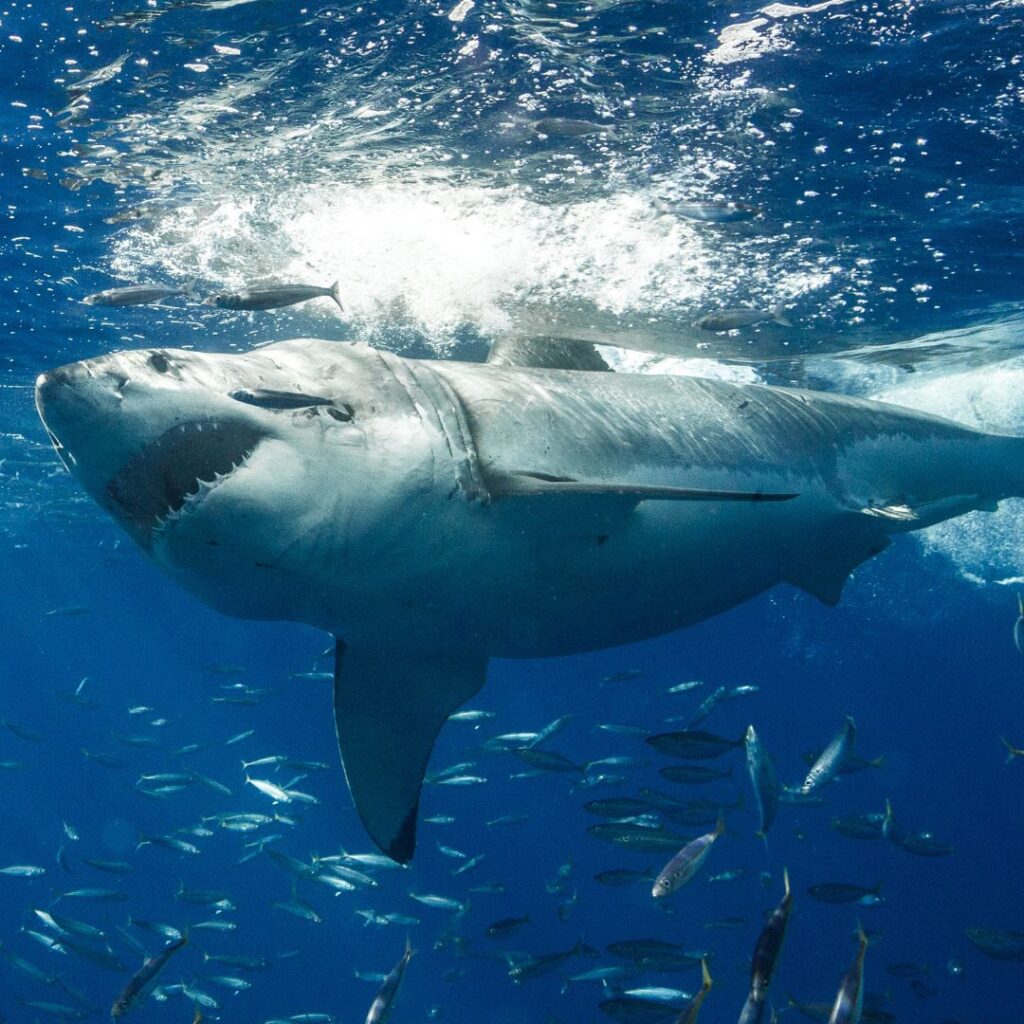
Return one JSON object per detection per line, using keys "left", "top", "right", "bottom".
{"left": 405, "top": 934, "right": 415, "bottom": 959}
{"left": 700, "top": 956, "right": 713, "bottom": 992}
{"left": 329, "top": 280, "right": 344, "bottom": 312}
{"left": 1017, "top": 593, "right": 1024, "bottom": 616}
{"left": 999, "top": 736, "right": 1024, "bottom": 763}
{"left": 771, "top": 303, "right": 793, "bottom": 328}
{"left": 782, "top": 866, "right": 790, "bottom": 898}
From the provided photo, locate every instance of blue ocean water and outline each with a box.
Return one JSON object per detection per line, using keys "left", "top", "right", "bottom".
{"left": 2, "top": 0, "right": 1024, "bottom": 1022}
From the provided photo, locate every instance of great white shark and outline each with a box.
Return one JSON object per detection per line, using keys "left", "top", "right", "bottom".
{"left": 34, "top": 336, "right": 1023, "bottom": 861}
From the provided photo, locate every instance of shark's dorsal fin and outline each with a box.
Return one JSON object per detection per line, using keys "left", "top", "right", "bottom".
{"left": 490, "top": 471, "right": 798, "bottom": 503}
{"left": 486, "top": 334, "right": 611, "bottom": 372}
{"left": 333, "top": 641, "right": 486, "bottom": 863}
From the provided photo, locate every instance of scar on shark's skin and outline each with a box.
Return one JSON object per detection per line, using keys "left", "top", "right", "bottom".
{"left": 35, "top": 335, "right": 1024, "bottom": 861}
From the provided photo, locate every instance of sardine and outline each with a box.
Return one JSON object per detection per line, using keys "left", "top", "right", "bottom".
{"left": 695, "top": 305, "right": 792, "bottom": 332}
{"left": 738, "top": 870, "right": 792, "bottom": 1024}
{"left": 801, "top": 717, "right": 856, "bottom": 794}
{"left": 647, "top": 731, "right": 743, "bottom": 760}
{"left": 656, "top": 199, "right": 759, "bottom": 223}
{"left": 530, "top": 117, "right": 616, "bottom": 138}
{"left": 651, "top": 821, "right": 725, "bottom": 898}
{"left": 508, "top": 939, "right": 588, "bottom": 982}
{"left": 486, "top": 915, "right": 529, "bottom": 938}
{"left": 83, "top": 284, "right": 192, "bottom": 306}
{"left": 364, "top": 937, "right": 414, "bottom": 1024}
{"left": 206, "top": 281, "right": 343, "bottom": 312}
{"left": 827, "top": 927, "right": 870, "bottom": 1024}
{"left": 745, "top": 725, "right": 779, "bottom": 838}
{"left": 965, "top": 926, "right": 1024, "bottom": 961}
{"left": 111, "top": 935, "right": 187, "bottom": 1016}
{"left": 807, "top": 882, "right": 882, "bottom": 906}
{"left": 676, "top": 959, "right": 713, "bottom": 1024}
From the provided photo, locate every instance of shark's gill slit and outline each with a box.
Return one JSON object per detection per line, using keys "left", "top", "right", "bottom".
{"left": 105, "top": 420, "right": 265, "bottom": 539}
{"left": 229, "top": 388, "right": 335, "bottom": 410}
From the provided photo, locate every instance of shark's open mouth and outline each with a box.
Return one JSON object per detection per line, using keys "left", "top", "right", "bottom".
{"left": 105, "top": 420, "right": 264, "bottom": 542}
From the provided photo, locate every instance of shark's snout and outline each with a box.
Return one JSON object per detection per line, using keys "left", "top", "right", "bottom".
{"left": 35, "top": 361, "right": 91, "bottom": 428}
{"left": 35, "top": 361, "right": 100, "bottom": 473}
{"left": 35, "top": 351, "right": 274, "bottom": 548}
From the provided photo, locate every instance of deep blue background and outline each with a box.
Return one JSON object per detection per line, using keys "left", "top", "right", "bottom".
{"left": 2, "top": 0, "right": 1024, "bottom": 1022}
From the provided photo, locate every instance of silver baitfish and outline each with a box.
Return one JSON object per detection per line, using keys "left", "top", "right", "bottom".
{"left": 801, "top": 716, "right": 856, "bottom": 794}
{"left": 676, "top": 958, "right": 713, "bottom": 1024}
{"left": 529, "top": 117, "right": 616, "bottom": 138}
{"left": 656, "top": 199, "right": 759, "bottom": 223}
{"left": 695, "top": 304, "right": 792, "bottom": 332}
{"left": 82, "top": 284, "right": 193, "bottom": 306}
{"left": 827, "top": 927, "right": 870, "bottom": 1024}
{"left": 651, "top": 821, "right": 725, "bottom": 898}
{"left": 364, "top": 937, "right": 414, "bottom": 1024}
{"left": 508, "top": 939, "right": 589, "bottom": 983}
{"left": 738, "top": 870, "right": 792, "bottom": 1024}
{"left": 111, "top": 935, "right": 187, "bottom": 1016}
{"left": 205, "top": 281, "right": 343, "bottom": 312}
{"left": 745, "top": 725, "right": 779, "bottom": 839}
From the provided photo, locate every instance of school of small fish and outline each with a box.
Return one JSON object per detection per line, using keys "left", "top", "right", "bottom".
{"left": 3, "top": 633, "right": 1012, "bottom": 1024}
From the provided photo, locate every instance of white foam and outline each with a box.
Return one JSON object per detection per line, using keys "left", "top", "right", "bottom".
{"left": 110, "top": 179, "right": 827, "bottom": 349}
{"left": 877, "top": 357, "right": 1024, "bottom": 583}
{"left": 706, "top": 18, "right": 791, "bottom": 66}
{"left": 601, "top": 346, "right": 762, "bottom": 384}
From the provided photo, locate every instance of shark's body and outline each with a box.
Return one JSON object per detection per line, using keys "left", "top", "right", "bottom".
{"left": 35, "top": 337, "right": 1024, "bottom": 860}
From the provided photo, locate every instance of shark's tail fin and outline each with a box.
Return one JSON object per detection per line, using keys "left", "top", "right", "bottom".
{"left": 329, "top": 280, "right": 344, "bottom": 313}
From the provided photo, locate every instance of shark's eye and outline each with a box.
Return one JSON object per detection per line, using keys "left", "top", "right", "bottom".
{"left": 148, "top": 352, "right": 170, "bottom": 373}
{"left": 229, "top": 388, "right": 334, "bottom": 410}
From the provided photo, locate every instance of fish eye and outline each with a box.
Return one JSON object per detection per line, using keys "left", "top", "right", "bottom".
{"left": 229, "top": 388, "right": 335, "bottom": 411}
{"left": 148, "top": 352, "right": 170, "bottom": 373}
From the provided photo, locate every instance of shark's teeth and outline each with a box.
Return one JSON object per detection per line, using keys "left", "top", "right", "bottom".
{"left": 108, "top": 418, "right": 264, "bottom": 546}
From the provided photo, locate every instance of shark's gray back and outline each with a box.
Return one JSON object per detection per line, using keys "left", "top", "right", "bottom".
{"left": 430, "top": 360, "right": 1013, "bottom": 505}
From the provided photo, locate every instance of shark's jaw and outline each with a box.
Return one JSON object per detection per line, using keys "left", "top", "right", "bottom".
{"left": 104, "top": 419, "right": 266, "bottom": 549}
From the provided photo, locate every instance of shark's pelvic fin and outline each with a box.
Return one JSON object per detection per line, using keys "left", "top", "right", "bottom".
{"left": 486, "top": 334, "right": 611, "bottom": 372}
{"left": 784, "top": 535, "right": 891, "bottom": 607}
{"left": 333, "top": 641, "right": 486, "bottom": 863}
{"left": 490, "top": 471, "right": 799, "bottom": 503}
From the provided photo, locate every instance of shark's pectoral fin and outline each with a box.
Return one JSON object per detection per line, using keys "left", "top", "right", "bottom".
{"left": 490, "top": 471, "right": 798, "bottom": 503}
{"left": 332, "top": 641, "right": 486, "bottom": 864}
